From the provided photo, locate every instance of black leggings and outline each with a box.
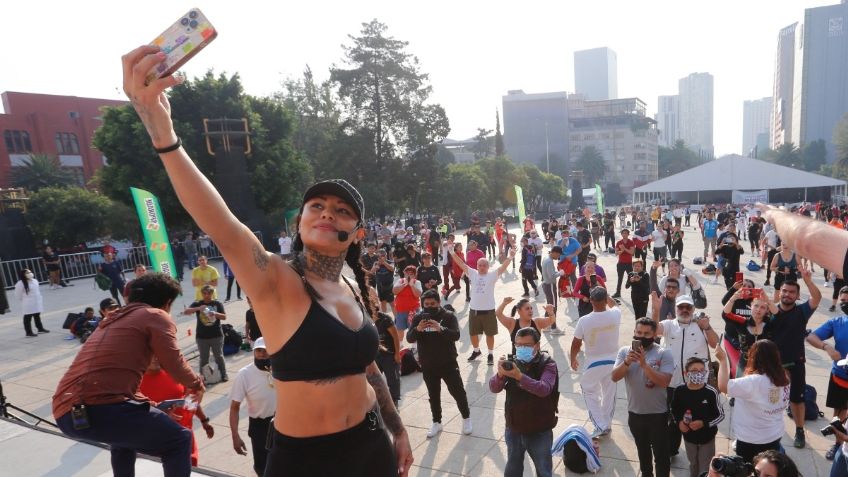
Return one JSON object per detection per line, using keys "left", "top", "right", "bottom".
{"left": 265, "top": 411, "right": 396, "bottom": 477}
{"left": 670, "top": 241, "right": 683, "bottom": 260}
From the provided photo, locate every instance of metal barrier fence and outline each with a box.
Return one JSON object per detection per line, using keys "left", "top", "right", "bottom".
{"left": 1, "top": 232, "right": 262, "bottom": 290}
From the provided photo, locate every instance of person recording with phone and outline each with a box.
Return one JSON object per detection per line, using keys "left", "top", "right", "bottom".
{"left": 721, "top": 285, "right": 776, "bottom": 378}
{"left": 655, "top": 295, "right": 720, "bottom": 458}
{"left": 612, "top": 318, "right": 674, "bottom": 477}
{"left": 406, "top": 289, "right": 472, "bottom": 439}
{"left": 806, "top": 286, "right": 848, "bottom": 461}
{"left": 490, "top": 327, "right": 559, "bottom": 477}
{"left": 626, "top": 260, "right": 651, "bottom": 319}
{"left": 52, "top": 273, "right": 205, "bottom": 477}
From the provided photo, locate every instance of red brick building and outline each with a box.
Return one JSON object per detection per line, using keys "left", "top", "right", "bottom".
{"left": 0, "top": 91, "right": 128, "bottom": 187}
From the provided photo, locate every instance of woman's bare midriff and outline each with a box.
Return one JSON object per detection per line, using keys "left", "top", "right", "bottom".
{"left": 272, "top": 374, "right": 376, "bottom": 437}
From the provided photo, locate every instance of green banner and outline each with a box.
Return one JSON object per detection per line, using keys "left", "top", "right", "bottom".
{"left": 130, "top": 187, "right": 176, "bottom": 278}
{"left": 514, "top": 185, "right": 526, "bottom": 224}
{"left": 594, "top": 184, "right": 605, "bottom": 213}
{"left": 282, "top": 208, "right": 299, "bottom": 235}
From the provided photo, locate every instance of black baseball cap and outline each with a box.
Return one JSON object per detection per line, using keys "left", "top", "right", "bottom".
{"left": 100, "top": 298, "right": 118, "bottom": 311}
{"left": 301, "top": 179, "right": 364, "bottom": 222}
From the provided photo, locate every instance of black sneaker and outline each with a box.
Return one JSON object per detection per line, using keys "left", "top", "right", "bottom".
{"left": 467, "top": 350, "right": 482, "bottom": 362}
{"left": 487, "top": 354, "right": 494, "bottom": 366}
{"left": 793, "top": 428, "right": 805, "bottom": 448}
{"left": 466, "top": 296, "right": 471, "bottom": 302}
{"left": 830, "top": 305, "right": 837, "bottom": 312}
{"left": 729, "top": 397, "right": 735, "bottom": 407}
{"left": 38, "top": 329, "right": 50, "bottom": 334}
{"left": 25, "top": 333, "right": 37, "bottom": 338}
{"left": 764, "top": 280, "right": 771, "bottom": 286}
{"left": 611, "top": 293, "right": 621, "bottom": 299}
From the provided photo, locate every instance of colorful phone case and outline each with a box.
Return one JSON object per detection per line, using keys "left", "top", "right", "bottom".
{"left": 146, "top": 8, "right": 217, "bottom": 84}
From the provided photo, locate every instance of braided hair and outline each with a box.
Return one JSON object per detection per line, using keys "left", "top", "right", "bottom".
{"left": 510, "top": 298, "right": 531, "bottom": 317}
{"left": 345, "top": 241, "right": 377, "bottom": 321}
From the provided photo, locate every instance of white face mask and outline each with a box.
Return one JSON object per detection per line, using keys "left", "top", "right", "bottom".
{"left": 25, "top": 272, "right": 34, "bottom": 280}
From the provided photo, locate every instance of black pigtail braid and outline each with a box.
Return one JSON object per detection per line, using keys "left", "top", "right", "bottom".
{"left": 346, "top": 241, "right": 377, "bottom": 321}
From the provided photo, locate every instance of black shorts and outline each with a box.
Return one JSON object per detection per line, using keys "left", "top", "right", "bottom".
{"left": 827, "top": 374, "right": 848, "bottom": 410}
{"left": 265, "top": 411, "right": 396, "bottom": 477}
{"left": 786, "top": 361, "right": 806, "bottom": 403}
{"left": 376, "top": 282, "right": 394, "bottom": 303}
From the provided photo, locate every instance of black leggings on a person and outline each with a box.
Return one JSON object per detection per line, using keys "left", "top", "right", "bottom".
{"left": 670, "top": 242, "right": 683, "bottom": 260}
{"left": 615, "top": 262, "right": 632, "bottom": 296}
{"left": 422, "top": 363, "right": 471, "bottom": 423}
{"left": 264, "top": 411, "right": 396, "bottom": 477}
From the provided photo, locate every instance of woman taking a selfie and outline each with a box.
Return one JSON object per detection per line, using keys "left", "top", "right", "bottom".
{"left": 122, "top": 46, "right": 412, "bottom": 477}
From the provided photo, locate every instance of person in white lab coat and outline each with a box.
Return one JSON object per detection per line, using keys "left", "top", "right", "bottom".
{"left": 14, "top": 268, "right": 48, "bottom": 337}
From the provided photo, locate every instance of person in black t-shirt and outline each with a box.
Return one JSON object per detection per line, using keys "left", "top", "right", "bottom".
{"left": 765, "top": 273, "right": 821, "bottom": 449}
{"left": 361, "top": 243, "right": 380, "bottom": 287}
{"left": 417, "top": 253, "right": 442, "bottom": 292}
{"left": 244, "top": 296, "right": 262, "bottom": 342}
{"left": 716, "top": 232, "right": 744, "bottom": 290}
{"left": 372, "top": 304, "right": 401, "bottom": 407}
{"left": 576, "top": 221, "right": 592, "bottom": 269}
{"left": 183, "top": 285, "right": 228, "bottom": 381}
{"left": 670, "top": 357, "right": 724, "bottom": 477}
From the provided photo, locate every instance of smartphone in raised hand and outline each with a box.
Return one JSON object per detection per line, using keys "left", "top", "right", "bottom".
{"left": 146, "top": 8, "right": 218, "bottom": 84}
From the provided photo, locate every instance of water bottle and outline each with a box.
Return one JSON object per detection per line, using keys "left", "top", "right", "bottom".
{"left": 683, "top": 409, "right": 692, "bottom": 425}
{"left": 183, "top": 394, "right": 198, "bottom": 411}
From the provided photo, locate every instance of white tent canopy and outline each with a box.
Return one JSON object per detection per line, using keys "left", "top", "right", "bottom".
{"left": 632, "top": 154, "right": 847, "bottom": 204}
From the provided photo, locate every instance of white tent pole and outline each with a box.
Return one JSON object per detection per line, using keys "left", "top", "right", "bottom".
{"left": 804, "top": 188, "right": 807, "bottom": 202}
{"left": 697, "top": 191, "right": 700, "bottom": 205}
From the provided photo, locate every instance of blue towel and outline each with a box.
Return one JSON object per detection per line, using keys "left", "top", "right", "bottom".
{"left": 551, "top": 424, "right": 601, "bottom": 473}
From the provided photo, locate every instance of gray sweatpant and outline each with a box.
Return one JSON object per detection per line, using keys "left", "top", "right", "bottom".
{"left": 684, "top": 439, "right": 715, "bottom": 477}
{"left": 197, "top": 336, "right": 227, "bottom": 380}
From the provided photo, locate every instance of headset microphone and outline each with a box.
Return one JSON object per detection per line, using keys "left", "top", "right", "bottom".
{"left": 337, "top": 225, "right": 360, "bottom": 242}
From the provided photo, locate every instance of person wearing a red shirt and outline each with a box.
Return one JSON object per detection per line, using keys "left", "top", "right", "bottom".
{"left": 523, "top": 215, "right": 535, "bottom": 234}
{"left": 140, "top": 357, "right": 214, "bottom": 467}
{"left": 613, "top": 229, "right": 636, "bottom": 298}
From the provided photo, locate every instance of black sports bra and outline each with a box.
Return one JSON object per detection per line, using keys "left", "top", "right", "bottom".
{"left": 270, "top": 275, "right": 379, "bottom": 382}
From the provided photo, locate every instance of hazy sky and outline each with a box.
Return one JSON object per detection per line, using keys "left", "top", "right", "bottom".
{"left": 0, "top": 0, "right": 835, "bottom": 156}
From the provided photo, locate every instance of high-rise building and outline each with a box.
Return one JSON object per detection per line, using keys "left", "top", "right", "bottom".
{"left": 678, "top": 72, "right": 714, "bottom": 159}
{"left": 771, "top": 23, "right": 797, "bottom": 150}
{"left": 568, "top": 97, "right": 658, "bottom": 192}
{"left": 502, "top": 90, "right": 570, "bottom": 174}
{"left": 574, "top": 47, "right": 618, "bottom": 101}
{"left": 789, "top": 1, "right": 848, "bottom": 163}
{"left": 656, "top": 95, "right": 680, "bottom": 147}
{"left": 743, "top": 97, "right": 773, "bottom": 156}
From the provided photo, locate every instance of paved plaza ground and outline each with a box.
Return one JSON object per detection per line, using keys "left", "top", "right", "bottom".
{"left": 0, "top": 222, "right": 839, "bottom": 476}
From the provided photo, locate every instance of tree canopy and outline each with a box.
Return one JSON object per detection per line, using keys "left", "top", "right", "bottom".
{"left": 574, "top": 146, "right": 606, "bottom": 185}
{"left": 11, "top": 154, "right": 75, "bottom": 191}
{"left": 658, "top": 140, "right": 705, "bottom": 178}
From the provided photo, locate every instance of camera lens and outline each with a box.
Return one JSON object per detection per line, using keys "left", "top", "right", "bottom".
{"left": 189, "top": 10, "right": 198, "bottom": 19}
{"left": 180, "top": 17, "right": 189, "bottom": 26}
{"left": 189, "top": 20, "right": 198, "bottom": 29}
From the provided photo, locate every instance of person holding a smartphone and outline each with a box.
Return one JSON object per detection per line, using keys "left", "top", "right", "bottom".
{"left": 722, "top": 286, "right": 776, "bottom": 377}
{"left": 716, "top": 230, "right": 745, "bottom": 290}
{"left": 122, "top": 46, "right": 413, "bottom": 476}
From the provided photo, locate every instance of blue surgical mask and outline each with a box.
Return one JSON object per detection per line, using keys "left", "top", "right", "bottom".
{"left": 515, "top": 345, "right": 535, "bottom": 362}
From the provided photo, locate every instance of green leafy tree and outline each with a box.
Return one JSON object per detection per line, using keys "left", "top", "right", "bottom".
{"left": 93, "top": 72, "right": 312, "bottom": 227}
{"left": 520, "top": 164, "right": 566, "bottom": 212}
{"left": 801, "top": 139, "right": 827, "bottom": 172}
{"left": 440, "top": 163, "right": 490, "bottom": 214}
{"left": 473, "top": 128, "right": 493, "bottom": 159}
{"left": 658, "top": 140, "right": 704, "bottom": 177}
{"left": 26, "top": 187, "right": 137, "bottom": 248}
{"left": 11, "top": 154, "right": 75, "bottom": 191}
{"left": 768, "top": 142, "right": 802, "bottom": 169}
{"left": 574, "top": 146, "right": 606, "bottom": 185}
{"left": 477, "top": 156, "right": 528, "bottom": 208}
{"left": 495, "top": 110, "right": 505, "bottom": 157}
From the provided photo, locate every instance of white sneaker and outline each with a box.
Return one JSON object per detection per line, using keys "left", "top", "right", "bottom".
{"left": 426, "top": 422, "right": 442, "bottom": 439}
{"left": 462, "top": 418, "right": 473, "bottom": 435}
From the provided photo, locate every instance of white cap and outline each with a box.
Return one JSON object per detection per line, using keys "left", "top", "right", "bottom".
{"left": 253, "top": 337, "right": 266, "bottom": 350}
{"left": 675, "top": 295, "right": 695, "bottom": 307}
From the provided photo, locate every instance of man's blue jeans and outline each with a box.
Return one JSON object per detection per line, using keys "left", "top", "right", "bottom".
{"left": 832, "top": 444, "right": 848, "bottom": 477}
{"left": 56, "top": 400, "right": 192, "bottom": 477}
{"left": 504, "top": 427, "right": 553, "bottom": 477}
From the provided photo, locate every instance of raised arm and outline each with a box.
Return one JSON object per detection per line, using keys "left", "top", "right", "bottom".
{"left": 122, "top": 46, "right": 282, "bottom": 302}
{"left": 497, "top": 247, "right": 517, "bottom": 275}
{"left": 448, "top": 246, "right": 469, "bottom": 275}
{"left": 759, "top": 204, "right": 848, "bottom": 277}
{"left": 496, "top": 298, "right": 516, "bottom": 330}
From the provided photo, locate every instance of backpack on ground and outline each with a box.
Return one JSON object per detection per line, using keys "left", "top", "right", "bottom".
{"left": 746, "top": 260, "right": 761, "bottom": 272}
{"left": 222, "top": 323, "right": 243, "bottom": 355}
{"left": 787, "top": 384, "right": 824, "bottom": 420}
{"left": 399, "top": 348, "right": 420, "bottom": 376}
{"left": 702, "top": 263, "right": 716, "bottom": 273}
{"left": 693, "top": 257, "right": 704, "bottom": 265}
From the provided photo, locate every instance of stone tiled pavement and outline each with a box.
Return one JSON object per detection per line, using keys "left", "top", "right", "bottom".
{"left": 0, "top": 223, "right": 838, "bottom": 476}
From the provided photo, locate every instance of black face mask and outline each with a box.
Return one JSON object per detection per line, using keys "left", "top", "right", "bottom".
{"left": 254, "top": 358, "right": 271, "bottom": 371}
{"left": 634, "top": 336, "right": 654, "bottom": 349}
{"left": 841, "top": 302, "right": 848, "bottom": 316}
{"left": 424, "top": 306, "right": 440, "bottom": 316}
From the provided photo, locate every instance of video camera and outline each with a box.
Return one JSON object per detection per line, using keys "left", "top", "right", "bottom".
{"left": 710, "top": 455, "right": 753, "bottom": 477}
{"left": 822, "top": 416, "right": 848, "bottom": 437}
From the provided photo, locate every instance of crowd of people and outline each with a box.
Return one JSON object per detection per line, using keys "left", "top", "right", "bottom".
{"left": 30, "top": 48, "right": 848, "bottom": 477}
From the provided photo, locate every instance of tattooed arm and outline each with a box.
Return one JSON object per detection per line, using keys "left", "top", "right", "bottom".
{"left": 121, "top": 46, "right": 280, "bottom": 300}
{"left": 366, "top": 362, "right": 414, "bottom": 476}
